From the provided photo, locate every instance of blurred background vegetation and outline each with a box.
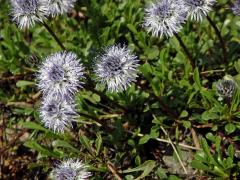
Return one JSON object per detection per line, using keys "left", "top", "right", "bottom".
{"left": 1, "top": 0, "right": 240, "bottom": 179}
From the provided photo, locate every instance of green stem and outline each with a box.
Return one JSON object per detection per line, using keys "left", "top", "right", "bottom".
{"left": 41, "top": 21, "right": 66, "bottom": 50}
{"left": 174, "top": 33, "right": 195, "bottom": 69}
{"left": 85, "top": 75, "right": 127, "bottom": 112}
{"left": 206, "top": 15, "right": 227, "bottom": 64}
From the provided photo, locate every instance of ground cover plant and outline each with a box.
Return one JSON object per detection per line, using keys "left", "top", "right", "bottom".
{"left": 1, "top": 0, "right": 240, "bottom": 179}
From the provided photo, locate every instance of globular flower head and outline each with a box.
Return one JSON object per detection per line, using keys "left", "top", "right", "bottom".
{"left": 51, "top": 159, "right": 91, "bottom": 180}
{"left": 94, "top": 45, "right": 139, "bottom": 92}
{"left": 10, "top": 0, "right": 49, "bottom": 29}
{"left": 216, "top": 79, "right": 236, "bottom": 99}
{"left": 143, "top": 0, "right": 188, "bottom": 37}
{"left": 184, "top": 0, "right": 216, "bottom": 21}
{"left": 37, "top": 51, "right": 85, "bottom": 99}
{"left": 47, "top": 0, "right": 76, "bottom": 16}
{"left": 40, "top": 95, "right": 77, "bottom": 133}
{"left": 232, "top": 0, "right": 240, "bottom": 15}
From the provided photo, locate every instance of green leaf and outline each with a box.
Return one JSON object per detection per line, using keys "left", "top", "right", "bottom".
{"left": 52, "top": 140, "right": 79, "bottom": 153}
{"left": 201, "top": 111, "right": 219, "bottom": 121}
{"left": 127, "top": 24, "right": 138, "bottom": 34}
{"left": 156, "top": 168, "right": 168, "bottom": 179}
{"left": 123, "top": 160, "right": 156, "bottom": 180}
{"left": 193, "top": 68, "right": 201, "bottom": 90}
{"left": 169, "top": 175, "right": 181, "bottom": 180}
{"left": 16, "top": 80, "right": 35, "bottom": 88}
{"left": 234, "top": 59, "right": 240, "bottom": 73}
{"left": 145, "top": 46, "right": 159, "bottom": 60}
{"left": 140, "top": 62, "right": 153, "bottom": 80}
{"left": 225, "top": 123, "right": 236, "bottom": 134}
{"left": 139, "top": 134, "right": 151, "bottom": 145}
{"left": 79, "top": 135, "right": 94, "bottom": 155}
{"left": 206, "top": 133, "right": 216, "bottom": 142}
{"left": 191, "top": 160, "right": 209, "bottom": 171}
{"left": 122, "top": 160, "right": 155, "bottom": 173}
{"left": 95, "top": 133, "right": 102, "bottom": 155}
{"left": 227, "top": 144, "right": 234, "bottom": 159}
{"left": 180, "top": 110, "right": 188, "bottom": 118}
{"left": 20, "top": 121, "right": 47, "bottom": 131}
{"left": 24, "top": 140, "right": 60, "bottom": 158}
{"left": 200, "top": 138, "right": 218, "bottom": 166}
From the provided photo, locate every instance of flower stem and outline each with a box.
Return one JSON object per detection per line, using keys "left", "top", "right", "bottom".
{"left": 85, "top": 75, "right": 127, "bottom": 112}
{"left": 174, "top": 33, "right": 195, "bottom": 69}
{"left": 41, "top": 21, "right": 66, "bottom": 51}
{"left": 206, "top": 15, "right": 227, "bottom": 64}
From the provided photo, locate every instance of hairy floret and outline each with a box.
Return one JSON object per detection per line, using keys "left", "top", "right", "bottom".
{"left": 51, "top": 159, "right": 91, "bottom": 180}
{"left": 94, "top": 45, "right": 139, "bottom": 92}
{"left": 40, "top": 95, "right": 77, "bottom": 133}
{"left": 10, "top": 0, "right": 49, "bottom": 29}
{"left": 37, "top": 51, "right": 85, "bottom": 99}
{"left": 216, "top": 80, "right": 236, "bottom": 99}
{"left": 143, "top": 0, "right": 187, "bottom": 37}
{"left": 184, "top": 0, "right": 216, "bottom": 21}
{"left": 47, "top": 0, "right": 76, "bottom": 16}
{"left": 232, "top": 0, "right": 240, "bottom": 15}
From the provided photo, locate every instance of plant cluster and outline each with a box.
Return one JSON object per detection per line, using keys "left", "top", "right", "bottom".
{"left": 1, "top": 0, "right": 240, "bottom": 179}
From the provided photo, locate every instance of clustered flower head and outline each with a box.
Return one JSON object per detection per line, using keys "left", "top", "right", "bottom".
{"left": 216, "top": 79, "right": 236, "bottom": 99}
{"left": 37, "top": 51, "right": 85, "bottom": 133}
{"left": 184, "top": 0, "right": 216, "bottom": 21}
{"left": 47, "top": 0, "right": 76, "bottom": 16}
{"left": 232, "top": 0, "right": 240, "bottom": 15}
{"left": 10, "top": 0, "right": 49, "bottom": 29}
{"left": 94, "top": 45, "right": 139, "bottom": 92}
{"left": 37, "top": 51, "right": 85, "bottom": 100}
{"left": 10, "top": 0, "right": 76, "bottom": 29}
{"left": 40, "top": 95, "right": 77, "bottom": 133}
{"left": 51, "top": 159, "right": 91, "bottom": 180}
{"left": 143, "top": 0, "right": 188, "bottom": 37}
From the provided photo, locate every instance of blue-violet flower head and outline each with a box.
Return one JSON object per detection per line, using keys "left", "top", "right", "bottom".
{"left": 143, "top": 0, "right": 188, "bottom": 37}
{"left": 216, "top": 79, "right": 236, "bottom": 98}
{"left": 232, "top": 0, "right": 240, "bottom": 15}
{"left": 47, "top": 0, "right": 76, "bottom": 16}
{"left": 94, "top": 45, "right": 139, "bottom": 92}
{"left": 10, "top": 0, "right": 49, "bottom": 29}
{"left": 37, "top": 51, "right": 85, "bottom": 99}
{"left": 51, "top": 159, "right": 91, "bottom": 180}
{"left": 40, "top": 95, "right": 77, "bottom": 133}
{"left": 184, "top": 0, "right": 216, "bottom": 21}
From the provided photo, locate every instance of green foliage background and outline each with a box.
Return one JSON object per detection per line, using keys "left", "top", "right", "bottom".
{"left": 1, "top": 0, "right": 240, "bottom": 179}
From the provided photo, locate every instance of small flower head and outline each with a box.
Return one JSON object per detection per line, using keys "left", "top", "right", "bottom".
{"left": 94, "top": 45, "right": 139, "bottom": 92}
{"left": 143, "top": 0, "right": 187, "bottom": 37}
{"left": 10, "top": 0, "right": 49, "bottom": 29}
{"left": 47, "top": 0, "right": 76, "bottom": 16}
{"left": 37, "top": 51, "right": 85, "bottom": 99}
{"left": 216, "top": 79, "right": 236, "bottom": 99}
{"left": 52, "top": 159, "right": 91, "bottom": 180}
{"left": 184, "top": 0, "right": 216, "bottom": 21}
{"left": 232, "top": 0, "right": 240, "bottom": 15}
{"left": 40, "top": 95, "right": 77, "bottom": 133}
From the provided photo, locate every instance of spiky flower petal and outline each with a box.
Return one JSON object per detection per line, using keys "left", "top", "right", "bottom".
{"left": 40, "top": 95, "right": 77, "bottom": 133}
{"left": 143, "top": 0, "right": 187, "bottom": 37}
{"left": 52, "top": 159, "right": 91, "bottom": 180}
{"left": 47, "top": 0, "right": 76, "bottom": 16}
{"left": 94, "top": 45, "right": 139, "bottom": 92}
{"left": 232, "top": 0, "right": 240, "bottom": 15}
{"left": 216, "top": 80, "right": 236, "bottom": 98}
{"left": 10, "top": 0, "right": 49, "bottom": 29}
{"left": 184, "top": 0, "right": 216, "bottom": 21}
{"left": 37, "top": 51, "right": 85, "bottom": 99}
